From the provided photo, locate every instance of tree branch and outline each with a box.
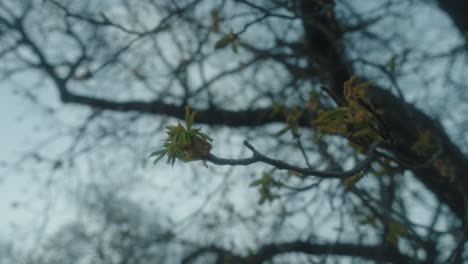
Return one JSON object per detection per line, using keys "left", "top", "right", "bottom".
{"left": 182, "top": 240, "right": 417, "bottom": 264}
{"left": 11, "top": 15, "right": 314, "bottom": 128}
{"left": 206, "top": 141, "right": 376, "bottom": 179}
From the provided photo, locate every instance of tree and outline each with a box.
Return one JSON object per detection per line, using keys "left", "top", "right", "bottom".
{"left": 1, "top": 0, "right": 468, "bottom": 263}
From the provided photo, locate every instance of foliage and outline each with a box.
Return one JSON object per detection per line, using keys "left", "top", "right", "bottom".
{"left": 211, "top": 9, "right": 220, "bottom": 33}
{"left": 249, "top": 169, "right": 280, "bottom": 204}
{"left": 273, "top": 105, "right": 304, "bottom": 137}
{"left": 149, "top": 106, "right": 213, "bottom": 166}
{"left": 314, "top": 76, "right": 383, "bottom": 148}
{"left": 411, "top": 129, "right": 434, "bottom": 156}
{"left": 214, "top": 32, "right": 239, "bottom": 52}
{"left": 385, "top": 219, "right": 406, "bottom": 246}
{"left": 343, "top": 170, "right": 366, "bottom": 191}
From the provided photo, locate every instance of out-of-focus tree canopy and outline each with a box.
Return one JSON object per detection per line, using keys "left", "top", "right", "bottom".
{"left": 1, "top": 0, "right": 468, "bottom": 263}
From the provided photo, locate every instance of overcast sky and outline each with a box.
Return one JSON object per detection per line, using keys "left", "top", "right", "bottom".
{"left": 0, "top": 84, "right": 38, "bottom": 237}
{"left": 0, "top": 1, "right": 466, "bottom": 258}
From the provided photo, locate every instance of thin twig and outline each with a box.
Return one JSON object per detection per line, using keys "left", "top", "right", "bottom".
{"left": 295, "top": 135, "right": 313, "bottom": 168}
{"left": 206, "top": 141, "right": 377, "bottom": 179}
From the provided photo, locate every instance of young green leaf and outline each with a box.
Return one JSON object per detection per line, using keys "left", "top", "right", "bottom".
{"left": 343, "top": 171, "right": 366, "bottom": 191}
{"left": 150, "top": 105, "right": 213, "bottom": 166}
{"left": 149, "top": 149, "right": 167, "bottom": 165}
{"left": 211, "top": 9, "right": 220, "bottom": 33}
{"left": 385, "top": 220, "right": 405, "bottom": 246}
{"left": 214, "top": 33, "right": 237, "bottom": 49}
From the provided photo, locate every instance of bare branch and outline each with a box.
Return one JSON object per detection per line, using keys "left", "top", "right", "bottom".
{"left": 182, "top": 240, "right": 416, "bottom": 264}
{"left": 206, "top": 141, "right": 377, "bottom": 179}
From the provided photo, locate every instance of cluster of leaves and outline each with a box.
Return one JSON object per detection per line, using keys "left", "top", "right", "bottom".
{"left": 314, "top": 76, "right": 383, "bottom": 149}
{"left": 149, "top": 106, "right": 213, "bottom": 166}
{"left": 433, "top": 157, "right": 450, "bottom": 178}
{"left": 271, "top": 104, "right": 304, "bottom": 137}
{"left": 410, "top": 124, "right": 449, "bottom": 178}
{"left": 214, "top": 32, "right": 239, "bottom": 53}
{"left": 343, "top": 171, "right": 366, "bottom": 191}
{"left": 249, "top": 169, "right": 280, "bottom": 205}
{"left": 305, "top": 91, "right": 321, "bottom": 110}
{"left": 355, "top": 210, "right": 406, "bottom": 247}
{"left": 385, "top": 219, "right": 406, "bottom": 246}
{"left": 211, "top": 9, "right": 220, "bottom": 33}
{"left": 410, "top": 129, "right": 434, "bottom": 157}
{"left": 211, "top": 9, "right": 240, "bottom": 53}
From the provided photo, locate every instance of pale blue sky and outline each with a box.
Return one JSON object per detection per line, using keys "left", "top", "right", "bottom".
{"left": 0, "top": 84, "right": 39, "bottom": 236}
{"left": 0, "top": 1, "right": 466, "bottom": 260}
